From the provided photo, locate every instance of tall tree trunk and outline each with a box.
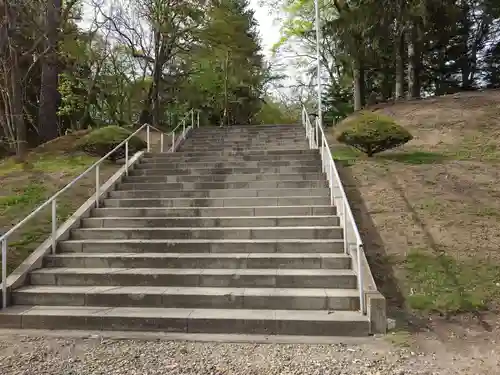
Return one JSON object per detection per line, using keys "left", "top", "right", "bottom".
{"left": 407, "top": 19, "right": 421, "bottom": 99}
{"left": 11, "top": 54, "right": 27, "bottom": 157}
{"left": 4, "top": 1, "right": 27, "bottom": 157}
{"left": 353, "top": 57, "right": 365, "bottom": 111}
{"left": 222, "top": 51, "right": 229, "bottom": 126}
{"left": 38, "top": 0, "right": 62, "bottom": 142}
{"left": 458, "top": 0, "right": 473, "bottom": 89}
{"left": 395, "top": 31, "right": 405, "bottom": 100}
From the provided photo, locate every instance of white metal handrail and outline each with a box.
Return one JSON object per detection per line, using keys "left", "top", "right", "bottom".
{"left": 0, "top": 121, "right": 178, "bottom": 309}
{"left": 301, "top": 107, "right": 366, "bottom": 315}
{"left": 169, "top": 109, "right": 200, "bottom": 152}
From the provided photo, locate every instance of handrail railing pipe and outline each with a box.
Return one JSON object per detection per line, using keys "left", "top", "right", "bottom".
{"left": 169, "top": 109, "right": 198, "bottom": 153}
{"left": 0, "top": 115, "right": 193, "bottom": 310}
{"left": 301, "top": 107, "right": 366, "bottom": 315}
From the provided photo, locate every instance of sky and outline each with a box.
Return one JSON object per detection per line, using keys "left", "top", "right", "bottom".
{"left": 248, "top": 0, "right": 281, "bottom": 59}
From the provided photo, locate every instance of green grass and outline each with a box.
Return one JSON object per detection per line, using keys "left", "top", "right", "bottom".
{"left": 0, "top": 154, "right": 97, "bottom": 177}
{"left": 331, "top": 146, "right": 361, "bottom": 166}
{"left": 0, "top": 182, "right": 47, "bottom": 218}
{"left": 404, "top": 250, "right": 500, "bottom": 316}
{"left": 376, "top": 151, "right": 448, "bottom": 164}
{"left": 32, "top": 154, "right": 97, "bottom": 173}
{"left": 452, "top": 134, "right": 500, "bottom": 161}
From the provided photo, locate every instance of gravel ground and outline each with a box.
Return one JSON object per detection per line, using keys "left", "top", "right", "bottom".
{"left": 0, "top": 332, "right": 498, "bottom": 375}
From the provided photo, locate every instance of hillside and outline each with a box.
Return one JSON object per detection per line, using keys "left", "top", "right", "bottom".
{"left": 332, "top": 90, "right": 500, "bottom": 330}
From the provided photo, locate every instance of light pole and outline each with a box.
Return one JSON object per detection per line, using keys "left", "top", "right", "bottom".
{"left": 314, "top": 0, "right": 322, "bottom": 128}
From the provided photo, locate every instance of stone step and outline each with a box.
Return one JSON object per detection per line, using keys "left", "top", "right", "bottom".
{"left": 91, "top": 205, "right": 336, "bottom": 218}
{"left": 144, "top": 149, "right": 316, "bottom": 158}
{"left": 136, "top": 160, "right": 321, "bottom": 169}
{"left": 141, "top": 151, "right": 319, "bottom": 162}
{"left": 117, "top": 180, "right": 328, "bottom": 191}
{"left": 128, "top": 166, "right": 320, "bottom": 176}
{"left": 13, "top": 286, "right": 360, "bottom": 311}
{"left": 44, "top": 252, "right": 351, "bottom": 269}
{"left": 58, "top": 239, "right": 345, "bottom": 254}
{"left": 180, "top": 142, "right": 309, "bottom": 148}
{"left": 191, "top": 126, "right": 303, "bottom": 133}
{"left": 0, "top": 306, "right": 369, "bottom": 336}
{"left": 102, "top": 196, "right": 330, "bottom": 208}
{"left": 141, "top": 154, "right": 321, "bottom": 163}
{"left": 191, "top": 127, "right": 303, "bottom": 134}
{"left": 29, "top": 268, "right": 357, "bottom": 289}
{"left": 178, "top": 147, "right": 310, "bottom": 154}
{"left": 184, "top": 139, "right": 306, "bottom": 145}
{"left": 81, "top": 216, "right": 340, "bottom": 228}
{"left": 121, "top": 173, "right": 324, "bottom": 184}
{"left": 70, "top": 226, "right": 343, "bottom": 240}
{"left": 108, "top": 188, "right": 330, "bottom": 199}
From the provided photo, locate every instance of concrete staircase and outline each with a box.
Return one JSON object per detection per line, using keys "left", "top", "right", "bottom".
{"left": 0, "top": 124, "right": 370, "bottom": 336}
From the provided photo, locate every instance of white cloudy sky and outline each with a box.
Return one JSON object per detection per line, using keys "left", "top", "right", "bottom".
{"left": 248, "top": 0, "right": 281, "bottom": 58}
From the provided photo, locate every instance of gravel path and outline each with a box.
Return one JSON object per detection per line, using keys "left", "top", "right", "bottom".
{"left": 0, "top": 332, "right": 498, "bottom": 375}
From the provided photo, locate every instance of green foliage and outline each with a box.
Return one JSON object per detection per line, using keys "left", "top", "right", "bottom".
{"left": 187, "top": 0, "right": 266, "bottom": 126}
{"left": 0, "top": 183, "right": 47, "bottom": 217}
{"left": 336, "top": 112, "right": 413, "bottom": 156}
{"left": 404, "top": 250, "right": 500, "bottom": 315}
{"left": 255, "top": 99, "right": 298, "bottom": 124}
{"left": 376, "top": 151, "right": 447, "bottom": 164}
{"left": 76, "top": 126, "right": 146, "bottom": 160}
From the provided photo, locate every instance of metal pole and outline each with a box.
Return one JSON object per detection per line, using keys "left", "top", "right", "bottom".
{"left": 125, "top": 141, "right": 129, "bottom": 175}
{"left": 358, "top": 244, "right": 366, "bottom": 314}
{"left": 160, "top": 133, "right": 164, "bottom": 153}
{"left": 314, "top": 0, "right": 323, "bottom": 128}
{"left": 95, "top": 165, "right": 100, "bottom": 208}
{"left": 51, "top": 199, "right": 57, "bottom": 254}
{"left": 1, "top": 239, "right": 6, "bottom": 309}
{"left": 146, "top": 125, "right": 151, "bottom": 152}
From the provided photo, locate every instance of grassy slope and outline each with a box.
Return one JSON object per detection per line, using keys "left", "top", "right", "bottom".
{"left": 331, "top": 90, "right": 500, "bottom": 320}
{"left": 0, "top": 131, "right": 117, "bottom": 278}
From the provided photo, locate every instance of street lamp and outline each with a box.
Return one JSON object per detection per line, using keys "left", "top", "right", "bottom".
{"left": 314, "top": 0, "right": 322, "bottom": 128}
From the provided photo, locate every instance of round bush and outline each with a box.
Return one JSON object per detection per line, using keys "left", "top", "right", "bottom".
{"left": 336, "top": 112, "right": 413, "bottom": 156}
{"left": 76, "top": 126, "right": 147, "bottom": 161}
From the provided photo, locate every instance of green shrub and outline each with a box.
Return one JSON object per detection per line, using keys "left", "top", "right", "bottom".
{"left": 336, "top": 112, "right": 413, "bottom": 157}
{"left": 76, "top": 126, "right": 146, "bottom": 161}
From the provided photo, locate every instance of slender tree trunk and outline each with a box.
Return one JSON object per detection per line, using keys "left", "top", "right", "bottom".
{"left": 11, "top": 54, "right": 26, "bottom": 157}
{"left": 407, "top": 19, "right": 421, "bottom": 99}
{"left": 222, "top": 51, "right": 229, "bottom": 126}
{"left": 352, "top": 57, "right": 365, "bottom": 111}
{"left": 3, "top": 0, "right": 27, "bottom": 157}
{"left": 38, "top": 0, "right": 62, "bottom": 142}
{"left": 395, "top": 31, "right": 405, "bottom": 100}
{"left": 458, "top": 0, "right": 473, "bottom": 89}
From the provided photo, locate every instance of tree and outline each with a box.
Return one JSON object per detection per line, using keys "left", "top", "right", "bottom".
{"left": 269, "top": 0, "right": 500, "bottom": 114}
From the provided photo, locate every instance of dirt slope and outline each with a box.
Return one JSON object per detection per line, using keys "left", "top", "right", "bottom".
{"left": 332, "top": 90, "right": 500, "bottom": 331}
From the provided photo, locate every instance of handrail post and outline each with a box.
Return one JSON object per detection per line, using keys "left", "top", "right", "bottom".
{"left": 358, "top": 244, "right": 366, "bottom": 314}
{"left": 51, "top": 199, "right": 57, "bottom": 254}
{"left": 182, "top": 119, "right": 186, "bottom": 136}
{"left": 191, "top": 110, "right": 194, "bottom": 129}
{"left": 125, "top": 141, "right": 129, "bottom": 175}
{"left": 343, "top": 200, "right": 348, "bottom": 254}
{"left": 2, "top": 238, "right": 6, "bottom": 309}
{"left": 146, "top": 125, "right": 151, "bottom": 152}
{"left": 95, "top": 165, "right": 100, "bottom": 208}
{"left": 197, "top": 111, "right": 200, "bottom": 128}
{"left": 315, "top": 118, "right": 319, "bottom": 149}
{"left": 171, "top": 131, "right": 175, "bottom": 152}
{"left": 160, "top": 133, "right": 164, "bottom": 153}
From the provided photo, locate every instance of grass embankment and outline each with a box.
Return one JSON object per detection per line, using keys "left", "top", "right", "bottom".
{"left": 0, "top": 131, "right": 117, "bottom": 278}
{"left": 332, "top": 90, "right": 500, "bottom": 320}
